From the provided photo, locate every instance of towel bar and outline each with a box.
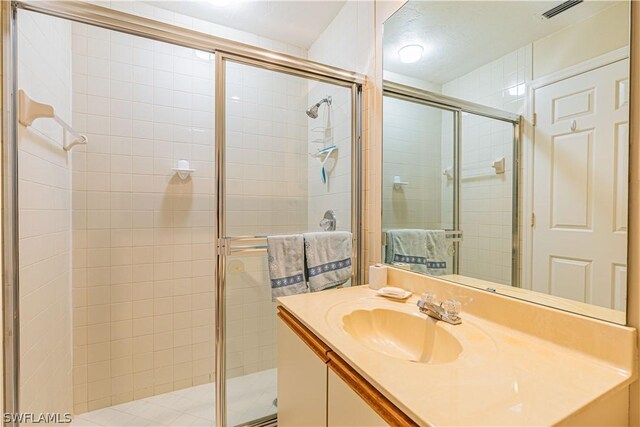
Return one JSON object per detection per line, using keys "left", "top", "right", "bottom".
{"left": 222, "top": 232, "right": 357, "bottom": 256}
{"left": 381, "top": 230, "right": 463, "bottom": 246}
{"left": 18, "top": 89, "right": 88, "bottom": 151}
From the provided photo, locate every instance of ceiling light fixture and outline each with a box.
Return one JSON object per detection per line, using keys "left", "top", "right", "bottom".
{"left": 398, "top": 44, "right": 424, "bottom": 64}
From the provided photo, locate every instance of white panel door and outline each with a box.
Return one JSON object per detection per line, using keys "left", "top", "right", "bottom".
{"left": 531, "top": 59, "right": 628, "bottom": 309}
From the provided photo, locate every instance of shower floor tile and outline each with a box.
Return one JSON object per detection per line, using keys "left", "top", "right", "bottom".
{"left": 70, "top": 368, "right": 277, "bottom": 427}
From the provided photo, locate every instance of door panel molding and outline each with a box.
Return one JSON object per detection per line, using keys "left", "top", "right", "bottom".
{"left": 528, "top": 58, "right": 629, "bottom": 309}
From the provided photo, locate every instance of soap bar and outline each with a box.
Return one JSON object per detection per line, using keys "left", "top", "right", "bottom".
{"left": 376, "top": 286, "right": 412, "bottom": 300}
{"left": 369, "top": 263, "right": 387, "bottom": 290}
{"left": 393, "top": 262, "right": 411, "bottom": 270}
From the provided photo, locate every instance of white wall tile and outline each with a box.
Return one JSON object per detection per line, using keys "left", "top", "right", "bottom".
{"left": 17, "top": 8, "right": 74, "bottom": 416}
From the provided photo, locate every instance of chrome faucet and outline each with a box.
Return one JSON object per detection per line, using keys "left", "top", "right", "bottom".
{"left": 417, "top": 292, "right": 462, "bottom": 325}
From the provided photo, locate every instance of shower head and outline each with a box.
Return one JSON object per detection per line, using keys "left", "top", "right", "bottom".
{"left": 306, "top": 96, "right": 332, "bottom": 119}
{"left": 306, "top": 104, "right": 320, "bottom": 119}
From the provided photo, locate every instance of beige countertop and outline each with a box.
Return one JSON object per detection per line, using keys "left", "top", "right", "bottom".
{"left": 439, "top": 274, "right": 626, "bottom": 325}
{"left": 278, "top": 285, "right": 635, "bottom": 426}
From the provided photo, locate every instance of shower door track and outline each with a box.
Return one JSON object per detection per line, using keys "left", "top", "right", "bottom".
{"left": 382, "top": 81, "right": 522, "bottom": 287}
{"left": 383, "top": 80, "right": 521, "bottom": 123}
{"left": 2, "top": 2, "right": 365, "bottom": 427}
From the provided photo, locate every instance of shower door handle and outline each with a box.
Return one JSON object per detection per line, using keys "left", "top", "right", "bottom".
{"left": 221, "top": 237, "right": 268, "bottom": 256}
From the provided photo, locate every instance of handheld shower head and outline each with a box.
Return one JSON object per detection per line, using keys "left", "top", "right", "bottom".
{"left": 306, "top": 96, "right": 332, "bottom": 119}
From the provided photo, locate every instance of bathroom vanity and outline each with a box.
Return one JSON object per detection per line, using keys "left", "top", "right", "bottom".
{"left": 277, "top": 268, "right": 637, "bottom": 426}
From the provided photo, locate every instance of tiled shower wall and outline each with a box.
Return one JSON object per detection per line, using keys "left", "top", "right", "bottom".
{"left": 17, "top": 10, "right": 74, "bottom": 415}
{"left": 441, "top": 45, "right": 531, "bottom": 285}
{"left": 69, "top": 2, "right": 317, "bottom": 413}
{"left": 382, "top": 96, "right": 443, "bottom": 230}
{"left": 306, "top": 81, "right": 352, "bottom": 234}
{"left": 70, "top": 24, "right": 216, "bottom": 412}
{"left": 224, "top": 63, "right": 309, "bottom": 238}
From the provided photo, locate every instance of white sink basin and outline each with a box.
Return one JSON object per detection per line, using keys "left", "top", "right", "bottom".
{"left": 340, "top": 307, "right": 463, "bottom": 364}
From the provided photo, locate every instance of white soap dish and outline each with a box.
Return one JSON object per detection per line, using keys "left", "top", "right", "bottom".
{"left": 376, "top": 286, "right": 412, "bottom": 300}
{"left": 172, "top": 159, "right": 195, "bottom": 180}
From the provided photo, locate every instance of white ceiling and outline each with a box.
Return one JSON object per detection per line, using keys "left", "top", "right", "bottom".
{"left": 383, "top": 1, "right": 626, "bottom": 85}
{"left": 149, "top": 0, "right": 346, "bottom": 49}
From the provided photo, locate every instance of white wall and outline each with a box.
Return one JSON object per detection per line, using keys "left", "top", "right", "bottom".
{"left": 307, "top": 1, "right": 373, "bottom": 75}
{"left": 17, "top": 9, "right": 74, "bottom": 416}
{"left": 98, "top": 1, "right": 307, "bottom": 58}
{"left": 383, "top": 70, "right": 440, "bottom": 92}
{"left": 533, "top": 2, "right": 629, "bottom": 79}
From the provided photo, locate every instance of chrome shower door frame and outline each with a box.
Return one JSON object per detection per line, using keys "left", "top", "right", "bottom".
{"left": 382, "top": 81, "right": 521, "bottom": 286}
{"left": 2, "top": 2, "right": 365, "bottom": 426}
{"left": 2, "top": 0, "right": 20, "bottom": 421}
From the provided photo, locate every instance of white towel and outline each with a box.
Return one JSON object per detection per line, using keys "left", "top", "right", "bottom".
{"left": 385, "top": 229, "right": 428, "bottom": 274}
{"left": 303, "top": 231, "right": 352, "bottom": 292}
{"left": 385, "top": 229, "right": 448, "bottom": 275}
{"left": 267, "top": 234, "right": 308, "bottom": 300}
{"left": 425, "top": 230, "right": 448, "bottom": 276}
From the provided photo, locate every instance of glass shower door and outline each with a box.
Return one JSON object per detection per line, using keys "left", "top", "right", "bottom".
{"left": 458, "top": 112, "right": 516, "bottom": 286}
{"left": 381, "top": 95, "right": 457, "bottom": 275}
{"left": 218, "top": 57, "right": 354, "bottom": 426}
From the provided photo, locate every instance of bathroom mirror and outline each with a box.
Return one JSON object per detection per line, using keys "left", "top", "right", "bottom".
{"left": 381, "top": 1, "right": 630, "bottom": 324}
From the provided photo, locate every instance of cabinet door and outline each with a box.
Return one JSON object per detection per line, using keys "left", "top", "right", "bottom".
{"left": 277, "top": 317, "right": 327, "bottom": 427}
{"left": 327, "top": 369, "right": 387, "bottom": 427}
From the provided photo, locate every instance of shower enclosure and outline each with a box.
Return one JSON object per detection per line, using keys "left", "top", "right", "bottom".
{"left": 3, "top": 2, "right": 363, "bottom": 426}
{"left": 382, "top": 81, "right": 520, "bottom": 286}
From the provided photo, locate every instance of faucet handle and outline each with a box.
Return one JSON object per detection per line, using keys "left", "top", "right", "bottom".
{"left": 442, "top": 299, "right": 461, "bottom": 318}
{"left": 421, "top": 291, "right": 437, "bottom": 305}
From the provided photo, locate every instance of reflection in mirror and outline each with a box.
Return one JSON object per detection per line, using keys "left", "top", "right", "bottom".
{"left": 382, "top": 1, "right": 630, "bottom": 324}
{"left": 382, "top": 100, "right": 456, "bottom": 275}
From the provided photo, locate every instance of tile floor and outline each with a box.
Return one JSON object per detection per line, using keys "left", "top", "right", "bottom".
{"left": 70, "top": 369, "right": 277, "bottom": 427}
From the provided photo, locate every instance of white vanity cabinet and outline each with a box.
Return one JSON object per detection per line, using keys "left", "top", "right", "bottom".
{"left": 277, "top": 311, "right": 329, "bottom": 427}
{"left": 327, "top": 369, "right": 386, "bottom": 427}
{"left": 277, "top": 307, "right": 415, "bottom": 427}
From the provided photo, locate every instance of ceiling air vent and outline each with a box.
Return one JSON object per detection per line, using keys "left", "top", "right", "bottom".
{"left": 541, "top": 0, "right": 584, "bottom": 19}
